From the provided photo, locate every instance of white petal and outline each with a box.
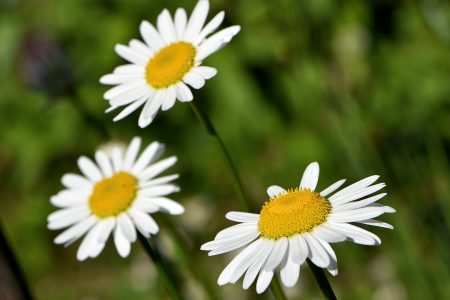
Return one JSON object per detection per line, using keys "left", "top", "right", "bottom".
{"left": 357, "top": 219, "right": 394, "bottom": 229}
{"left": 128, "top": 208, "right": 159, "bottom": 235}
{"left": 316, "top": 239, "right": 338, "bottom": 276}
{"left": 157, "top": 9, "right": 177, "bottom": 44}
{"left": 123, "top": 137, "right": 141, "bottom": 171}
{"left": 183, "top": 72, "right": 205, "bottom": 89}
{"left": 89, "top": 242, "right": 106, "bottom": 258}
{"left": 111, "top": 147, "right": 124, "bottom": 172}
{"left": 320, "top": 179, "right": 346, "bottom": 197}
{"left": 139, "top": 156, "right": 177, "bottom": 181}
{"left": 225, "top": 211, "right": 260, "bottom": 223}
{"left": 100, "top": 73, "right": 142, "bottom": 85}
{"left": 214, "top": 222, "right": 258, "bottom": 240}
{"left": 147, "top": 197, "right": 184, "bottom": 215}
{"left": 139, "top": 185, "right": 179, "bottom": 197}
{"left": 217, "top": 239, "right": 262, "bottom": 285}
{"left": 133, "top": 198, "right": 160, "bottom": 213}
{"left": 50, "top": 191, "right": 88, "bottom": 208}
{"left": 289, "top": 235, "right": 309, "bottom": 265}
{"left": 61, "top": 174, "right": 92, "bottom": 190}
{"left": 304, "top": 233, "right": 330, "bottom": 268}
{"left": 115, "top": 44, "right": 147, "bottom": 65}
{"left": 161, "top": 87, "right": 177, "bottom": 111}
{"left": 327, "top": 222, "right": 380, "bottom": 245}
{"left": 174, "top": 8, "right": 187, "bottom": 39}
{"left": 140, "top": 20, "right": 165, "bottom": 52}
{"left": 138, "top": 109, "right": 153, "bottom": 128}
{"left": 192, "top": 66, "right": 217, "bottom": 79}
{"left": 228, "top": 240, "right": 267, "bottom": 284}
{"left": 195, "top": 11, "right": 225, "bottom": 44}
{"left": 332, "top": 193, "right": 387, "bottom": 212}
{"left": 112, "top": 97, "right": 147, "bottom": 122}
{"left": 202, "top": 230, "right": 260, "bottom": 251}
{"left": 98, "top": 218, "right": 116, "bottom": 243}
{"left": 264, "top": 237, "right": 288, "bottom": 271}
{"left": 77, "top": 221, "right": 104, "bottom": 261}
{"left": 48, "top": 206, "right": 90, "bottom": 227}
{"left": 329, "top": 175, "right": 380, "bottom": 200}
{"left": 280, "top": 251, "right": 300, "bottom": 287}
{"left": 140, "top": 174, "right": 179, "bottom": 188}
{"left": 95, "top": 150, "right": 113, "bottom": 178}
{"left": 48, "top": 210, "right": 90, "bottom": 230}
{"left": 143, "top": 90, "right": 165, "bottom": 119}
{"left": 175, "top": 82, "right": 193, "bottom": 102}
{"left": 329, "top": 183, "right": 386, "bottom": 205}
{"left": 316, "top": 238, "right": 337, "bottom": 263}
{"left": 267, "top": 185, "right": 286, "bottom": 198}
{"left": 256, "top": 270, "right": 274, "bottom": 294}
{"left": 299, "top": 162, "right": 319, "bottom": 190}
{"left": 196, "top": 26, "right": 240, "bottom": 61}
{"left": 366, "top": 203, "right": 396, "bottom": 213}
{"left": 129, "top": 39, "right": 153, "bottom": 57}
{"left": 132, "top": 142, "right": 163, "bottom": 174}
{"left": 208, "top": 232, "right": 260, "bottom": 256}
{"left": 54, "top": 216, "right": 97, "bottom": 245}
{"left": 312, "top": 225, "right": 347, "bottom": 243}
{"left": 243, "top": 240, "right": 274, "bottom": 289}
{"left": 78, "top": 156, "right": 103, "bottom": 182}
{"left": 330, "top": 206, "right": 386, "bottom": 223}
{"left": 113, "top": 64, "right": 145, "bottom": 75}
{"left": 103, "top": 79, "right": 146, "bottom": 100}
{"left": 118, "top": 213, "right": 137, "bottom": 242}
{"left": 183, "top": 0, "right": 209, "bottom": 42}
{"left": 114, "top": 224, "right": 131, "bottom": 257}
{"left": 109, "top": 86, "right": 150, "bottom": 107}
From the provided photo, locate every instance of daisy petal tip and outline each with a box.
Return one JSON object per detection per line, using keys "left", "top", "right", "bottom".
{"left": 330, "top": 270, "right": 338, "bottom": 276}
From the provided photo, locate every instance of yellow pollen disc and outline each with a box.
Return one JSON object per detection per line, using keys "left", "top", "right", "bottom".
{"left": 146, "top": 42, "right": 196, "bottom": 89}
{"left": 258, "top": 188, "right": 331, "bottom": 240}
{"left": 89, "top": 172, "right": 138, "bottom": 218}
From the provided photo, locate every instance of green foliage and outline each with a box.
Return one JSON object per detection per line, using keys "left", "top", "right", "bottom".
{"left": 1, "top": 0, "right": 449, "bottom": 299}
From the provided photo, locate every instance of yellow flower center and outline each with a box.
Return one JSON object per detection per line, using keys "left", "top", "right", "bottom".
{"left": 146, "top": 42, "right": 196, "bottom": 89}
{"left": 258, "top": 188, "right": 331, "bottom": 239}
{"left": 89, "top": 172, "right": 138, "bottom": 218}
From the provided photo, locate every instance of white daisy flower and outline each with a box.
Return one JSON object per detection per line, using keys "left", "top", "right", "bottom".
{"left": 48, "top": 137, "right": 184, "bottom": 261}
{"left": 100, "top": 0, "right": 240, "bottom": 128}
{"left": 201, "top": 162, "right": 395, "bottom": 294}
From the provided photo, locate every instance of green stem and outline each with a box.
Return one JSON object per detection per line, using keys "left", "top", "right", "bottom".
{"left": 270, "top": 274, "right": 287, "bottom": 300}
{"left": 0, "top": 222, "right": 33, "bottom": 300}
{"left": 137, "top": 233, "right": 184, "bottom": 300}
{"left": 190, "top": 101, "right": 288, "bottom": 299}
{"left": 307, "top": 259, "right": 337, "bottom": 300}
{"left": 189, "top": 101, "right": 250, "bottom": 211}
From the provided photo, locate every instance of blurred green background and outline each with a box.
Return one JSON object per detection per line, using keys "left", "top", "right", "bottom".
{"left": 1, "top": 0, "right": 450, "bottom": 299}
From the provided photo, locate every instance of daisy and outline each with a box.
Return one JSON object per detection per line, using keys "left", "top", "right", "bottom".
{"left": 100, "top": 0, "right": 240, "bottom": 128}
{"left": 201, "top": 162, "right": 395, "bottom": 293}
{"left": 48, "top": 137, "right": 184, "bottom": 261}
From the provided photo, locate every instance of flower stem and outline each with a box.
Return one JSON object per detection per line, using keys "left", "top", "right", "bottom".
{"left": 190, "top": 101, "right": 288, "bottom": 299}
{"left": 189, "top": 101, "right": 250, "bottom": 211}
{"left": 307, "top": 259, "right": 337, "bottom": 300}
{"left": 0, "top": 222, "right": 33, "bottom": 300}
{"left": 270, "top": 274, "right": 287, "bottom": 300}
{"left": 137, "top": 233, "right": 184, "bottom": 300}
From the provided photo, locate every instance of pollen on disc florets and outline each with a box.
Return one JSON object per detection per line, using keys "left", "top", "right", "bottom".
{"left": 89, "top": 172, "right": 138, "bottom": 218}
{"left": 258, "top": 188, "right": 331, "bottom": 239}
{"left": 146, "top": 42, "right": 196, "bottom": 89}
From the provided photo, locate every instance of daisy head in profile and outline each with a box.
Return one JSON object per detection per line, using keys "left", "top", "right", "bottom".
{"left": 100, "top": 0, "right": 240, "bottom": 128}
{"left": 48, "top": 137, "right": 184, "bottom": 261}
{"left": 201, "top": 162, "right": 395, "bottom": 293}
